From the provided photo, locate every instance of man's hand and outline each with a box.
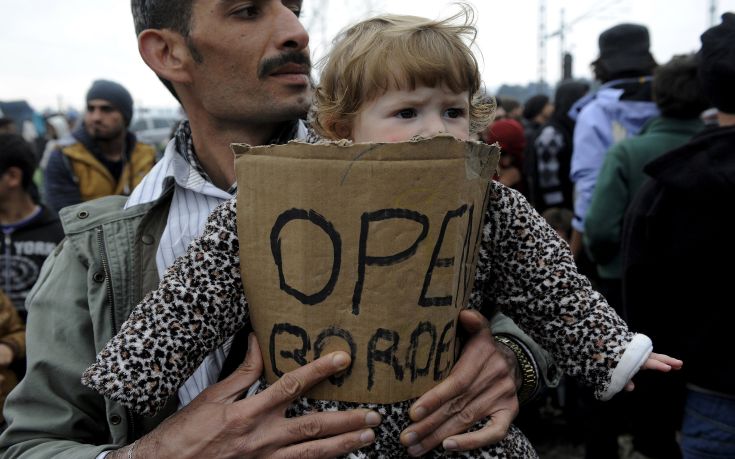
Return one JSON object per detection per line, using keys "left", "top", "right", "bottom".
{"left": 0, "top": 343, "right": 14, "bottom": 367}
{"left": 400, "top": 310, "right": 519, "bottom": 456}
{"left": 114, "top": 334, "right": 380, "bottom": 459}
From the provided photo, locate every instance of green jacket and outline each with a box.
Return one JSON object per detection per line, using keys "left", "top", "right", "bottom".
{"left": 0, "top": 182, "right": 178, "bottom": 459}
{"left": 584, "top": 116, "right": 703, "bottom": 278}
{"left": 0, "top": 179, "right": 557, "bottom": 458}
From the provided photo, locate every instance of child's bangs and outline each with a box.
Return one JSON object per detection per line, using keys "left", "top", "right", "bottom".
{"left": 361, "top": 29, "right": 480, "bottom": 101}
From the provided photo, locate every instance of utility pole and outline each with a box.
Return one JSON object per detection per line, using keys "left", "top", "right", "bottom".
{"left": 559, "top": 8, "right": 575, "bottom": 80}
{"left": 538, "top": 0, "right": 547, "bottom": 91}
{"left": 710, "top": 0, "right": 718, "bottom": 26}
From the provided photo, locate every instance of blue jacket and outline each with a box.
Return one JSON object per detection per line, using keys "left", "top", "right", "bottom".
{"left": 568, "top": 78, "right": 659, "bottom": 231}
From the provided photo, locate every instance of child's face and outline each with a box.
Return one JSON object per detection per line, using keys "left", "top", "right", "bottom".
{"left": 350, "top": 85, "right": 470, "bottom": 143}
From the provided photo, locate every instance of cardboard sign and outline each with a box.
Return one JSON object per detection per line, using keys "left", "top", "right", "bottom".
{"left": 233, "top": 135, "right": 499, "bottom": 403}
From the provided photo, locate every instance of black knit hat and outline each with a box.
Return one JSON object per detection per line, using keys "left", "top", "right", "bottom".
{"left": 86, "top": 80, "right": 134, "bottom": 126}
{"left": 699, "top": 13, "right": 735, "bottom": 113}
{"left": 593, "top": 23, "right": 656, "bottom": 75}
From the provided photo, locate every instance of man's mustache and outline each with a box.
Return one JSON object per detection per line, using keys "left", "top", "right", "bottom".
{"left": 258, "top": 51, "right": 312, "bottom": 79}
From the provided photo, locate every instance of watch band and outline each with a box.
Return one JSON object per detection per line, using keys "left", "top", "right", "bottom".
{"left": 493, "top": 334, "right": 539, "bottom": 404}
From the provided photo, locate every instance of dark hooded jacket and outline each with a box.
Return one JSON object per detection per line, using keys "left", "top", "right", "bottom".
{"left": 622, "top": 125, "right": 735, "bottom": 395}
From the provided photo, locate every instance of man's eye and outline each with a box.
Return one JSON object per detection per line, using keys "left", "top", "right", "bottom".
{"left": 284, "top": 1, "right": 302, "bottom": 17}
{"left": 444, "top": 108, "right": 465, "bottom": 119}
{"left": 232, "top": 6, "right": 260, "bottom": 18}
{"left": 396, "top": 109, "right": 417, "bottom": 119}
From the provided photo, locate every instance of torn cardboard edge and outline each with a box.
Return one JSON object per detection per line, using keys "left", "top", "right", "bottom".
{"left": 232, "top": 134, "right": 500, "bottom": 180}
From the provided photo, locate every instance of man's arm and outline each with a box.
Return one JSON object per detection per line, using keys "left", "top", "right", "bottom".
{"left": 490, "top": 312, "right": 559, "bottom": 398}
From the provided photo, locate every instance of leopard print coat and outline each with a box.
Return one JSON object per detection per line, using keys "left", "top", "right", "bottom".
{"left": 82, "top": 182, "right": 634, "bottom": 457}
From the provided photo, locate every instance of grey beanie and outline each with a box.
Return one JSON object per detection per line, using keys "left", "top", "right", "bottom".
{"left": 86, "top": 80, "right": 134, "bottom": 126}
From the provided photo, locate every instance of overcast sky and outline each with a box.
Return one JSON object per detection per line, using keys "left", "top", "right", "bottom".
{"left": 1, "top": 0, "right": 733, "bottom": 112}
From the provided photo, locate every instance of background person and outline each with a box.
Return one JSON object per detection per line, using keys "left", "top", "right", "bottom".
{"left": 43, "top": 80, "right": 156, "bottom": 213}
{"left": 0, "top": 133, "right": 63, "bottom": 322}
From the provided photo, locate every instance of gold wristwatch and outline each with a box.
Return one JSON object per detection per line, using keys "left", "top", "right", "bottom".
{"left": 493, "top": 334, "right": 539, "bottom": 404}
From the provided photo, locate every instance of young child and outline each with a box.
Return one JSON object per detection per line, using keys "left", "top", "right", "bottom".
{"left": 83, "top": 8, "right": 679, "bottom": 458}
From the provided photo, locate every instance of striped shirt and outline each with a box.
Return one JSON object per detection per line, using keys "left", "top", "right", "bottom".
{"left": 125, "top": 120, "right": 308, "bottom": 408}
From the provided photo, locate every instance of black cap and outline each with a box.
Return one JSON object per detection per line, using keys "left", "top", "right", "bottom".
{"left": 699, "top": 13, "right": 735, "bottom": 113}
{"left": 593, "top": 23, "right": 656, "bottom": 75}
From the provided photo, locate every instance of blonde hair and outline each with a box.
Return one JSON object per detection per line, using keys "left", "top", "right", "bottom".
{"left": 312, "top": 4, "right": 494, "bottom": 139}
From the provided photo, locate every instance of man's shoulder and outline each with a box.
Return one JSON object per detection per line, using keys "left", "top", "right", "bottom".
{"left": 59, "top": 195, "right": 153, "bottom": 236}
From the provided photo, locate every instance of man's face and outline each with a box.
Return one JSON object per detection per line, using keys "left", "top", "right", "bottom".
{"left": 184, "top": 0, "right": 311, "bottom": 124}
{"left": 84, "top": 100, "right": 126, "bottom": 141}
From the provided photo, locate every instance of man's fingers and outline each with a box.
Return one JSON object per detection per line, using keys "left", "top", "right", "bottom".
{"left": 441, "top": 417, "right": 513, "bottom": 453}
{"left": 408, "top": 330, "right": 494, "bottom": 422}
{"left": 457, "top": 309, "right": 490, "bottom": 337}
{"left": 272, "top": 428, "right": 376, "bottom": 459}
{"left": 208, "top": 333, "right": 264, "bottom": 403}
{"left": 403, "top": 378, "right": 516, "bottom": 455}
{"left": 257, "top": 351, "right": 351, "bottom": 408}
{"left": 272, "top": 409, "right": 381, "bottom": 445}
{"left": 402, "top": 377, "right": 483, "bottom": 447}
{"left": 408, "top": 364, "right": 480, "bottom": 423}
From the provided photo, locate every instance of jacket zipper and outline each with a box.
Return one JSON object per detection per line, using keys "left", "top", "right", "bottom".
{"left": 96, "top": 227, "right": 137, "bottom": 440}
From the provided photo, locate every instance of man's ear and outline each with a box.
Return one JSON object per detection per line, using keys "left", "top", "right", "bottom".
{"left": 138, "top": 29, "right": 193, "bottom": 85}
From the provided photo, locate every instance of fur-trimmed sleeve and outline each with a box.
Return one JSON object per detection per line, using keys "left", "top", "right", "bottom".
{"left": 468, "top": 182, "right": 635, "bottom": 398}
{"left": 82, "top": 198, "right": 248, "bottom": 416}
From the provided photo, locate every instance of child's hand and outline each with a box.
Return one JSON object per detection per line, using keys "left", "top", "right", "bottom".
{"left": 624, "top": 352, "right": 683, "bottom": 391}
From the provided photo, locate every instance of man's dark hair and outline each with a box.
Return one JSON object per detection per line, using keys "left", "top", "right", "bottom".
{"left": 499, "top": 97, "right": 521, "bottom": 114}
{"left": 131, "top": 0, "right": 194, "bottom": 37}
{"left": 653, "top": 54, "right": 710, "bottom": 119}
{"left": 131, "top": 0, "right": 198, "bottom": 101}
{"left": 0, "top": 134, "right": 37, "bottom": 190}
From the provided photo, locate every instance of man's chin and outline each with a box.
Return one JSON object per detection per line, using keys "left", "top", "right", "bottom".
{"left": 88, "top": 129, "right": 122, "bottom": 142}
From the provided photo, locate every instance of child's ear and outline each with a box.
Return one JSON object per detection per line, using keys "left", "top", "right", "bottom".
{"left": 334, "top": 121, "right": 351, "bottom": 140}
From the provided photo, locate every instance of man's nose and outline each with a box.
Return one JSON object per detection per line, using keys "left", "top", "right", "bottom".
{"left": 273, "top": 4, "right": 309, "bottom": 51}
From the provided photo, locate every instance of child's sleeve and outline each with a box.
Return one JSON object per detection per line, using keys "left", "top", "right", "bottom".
{"left": 470, "top": 182, "right": 650, "bottom": 400}
{"left": 82, "top": 198, "right": 249, "bottom": 416}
